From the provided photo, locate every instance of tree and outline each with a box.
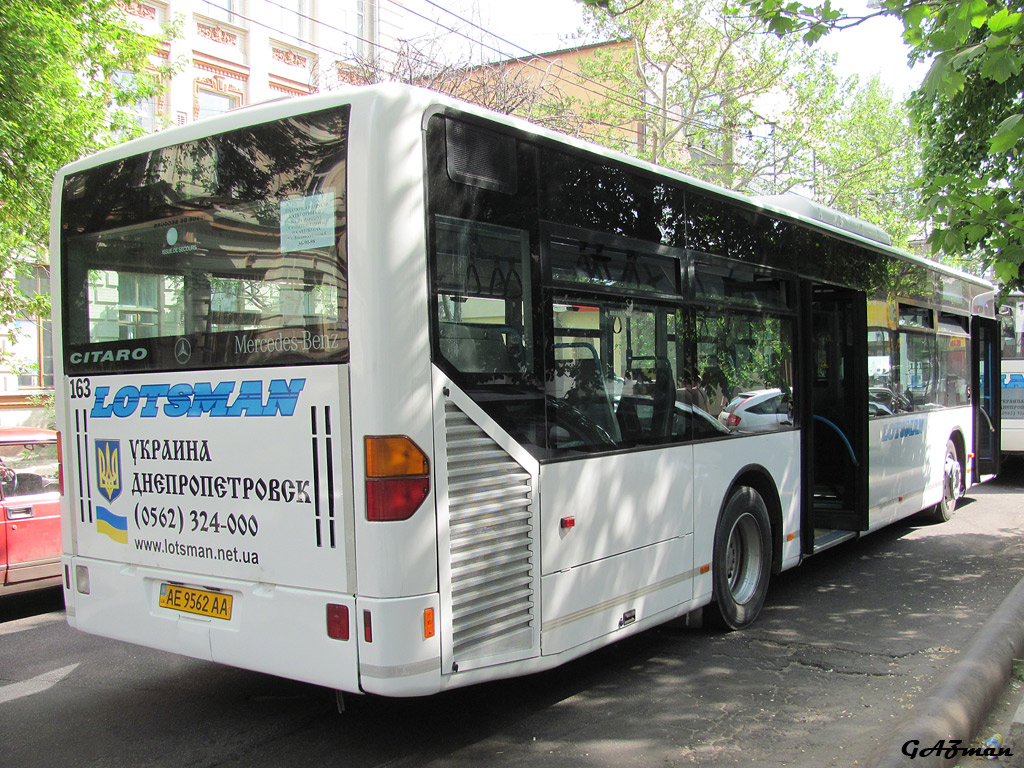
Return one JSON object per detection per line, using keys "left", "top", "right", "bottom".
{"left": 573, "top": 0, "right": 922, "bottom": 247}
{"left": 331, "top": 36, "right": 586, "bottom": 135}
{"left": 706, "top": 0, "right": 1024, "bottom": 289}
{"left": 812, "top": 76, "right": 922, "bottom": 247}
{"left": 0, "top": 0, "right": 174, "bottom": 331}
{"left": 576, "top": 0, "right": 830, "bottom": 190}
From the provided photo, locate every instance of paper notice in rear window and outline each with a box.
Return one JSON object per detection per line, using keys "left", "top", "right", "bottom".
{"left": 281, "top": 192, "right": 335, "bottom": 253}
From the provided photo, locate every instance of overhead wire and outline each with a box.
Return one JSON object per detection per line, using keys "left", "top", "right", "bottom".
{"left": 201, "top": 0, "right": 535, "bottom": 117}
{"left": 382, "top": 0, "right": 728, "bottom": 139}
{"left": 198, "top": 0, "right": 798, "bottom": 170}
{"left": 200, "top": 0, "right": 635, "bottom": 140}
{"left": 410, "top": 0, "right": 726, "bottom": 134}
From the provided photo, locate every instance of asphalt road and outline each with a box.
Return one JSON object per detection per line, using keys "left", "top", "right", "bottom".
{"left": 3, "top": 459, "right": 1024, "bottom": 767}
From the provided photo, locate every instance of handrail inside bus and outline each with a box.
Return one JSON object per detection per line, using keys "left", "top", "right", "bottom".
{"left": 980, "top": 405, "right": 996, "bottom": 434}
{"left": 813, "top": 415, "right": 859, "bottom": 467}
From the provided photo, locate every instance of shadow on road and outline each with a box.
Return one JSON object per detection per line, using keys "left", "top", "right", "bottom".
{"left": 0, "top": 586, "right": 64, "bottom": 624}
{"left": 5, "top": 461, "right": 1023, "bottom": 768}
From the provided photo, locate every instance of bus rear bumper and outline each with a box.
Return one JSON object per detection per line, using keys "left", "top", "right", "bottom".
{"left": 355, "top": 593, "right": 442, "bottom": 697}
{"left": 64, "top": 556, "right": 361, "bottom": 693}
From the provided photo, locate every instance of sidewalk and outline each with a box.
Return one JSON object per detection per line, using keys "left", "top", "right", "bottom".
{"left": 865, "top": 574, "right": 1024, "bottom": 767}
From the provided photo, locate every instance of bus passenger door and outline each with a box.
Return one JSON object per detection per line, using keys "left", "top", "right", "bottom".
{"left": 801, "top": 283, "right": 869, "bottom": 551}
{"left": 972, "top": 316, "right": 1000, "bottom": 478}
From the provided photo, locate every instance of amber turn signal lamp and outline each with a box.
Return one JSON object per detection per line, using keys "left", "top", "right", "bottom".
{"left": 365, "top": 436, "right": 429, "bottom": 478}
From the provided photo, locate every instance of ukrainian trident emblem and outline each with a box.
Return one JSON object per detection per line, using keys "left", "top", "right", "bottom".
{"left": 95, "top": 439, "right": 122, "bottom": 504}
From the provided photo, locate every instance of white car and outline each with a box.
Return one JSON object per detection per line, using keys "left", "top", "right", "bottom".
{"left": 718, "top": 388, "right": 792, "bottom": 432}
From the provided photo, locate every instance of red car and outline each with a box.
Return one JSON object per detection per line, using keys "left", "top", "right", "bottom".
{"left": 0, "top": 426, "right": 61, "bottom": 595}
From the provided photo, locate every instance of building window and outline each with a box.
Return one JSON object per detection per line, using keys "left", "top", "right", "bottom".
{"left": 12, "top": 266, "right": 53, "bottom": 390}
{"left": 114, "top": 70, "right": 164, "bottom": 136}
{"left": 196, "top": 88, "right": 240, "bottom": 119}
{"left": 275, "top": 0, "right": 306, "bottom": 42}
{"left": 199, "top": 0, "right": 234, "bottom": 23}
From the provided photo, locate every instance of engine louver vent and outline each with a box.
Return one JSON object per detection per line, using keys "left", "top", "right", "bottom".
{"left": 445, "top": 401, "right": 534, "bottom": 663}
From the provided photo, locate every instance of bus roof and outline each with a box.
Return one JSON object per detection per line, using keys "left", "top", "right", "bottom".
{"left": 53, "top": 82, "right": 993, "bottom": 295}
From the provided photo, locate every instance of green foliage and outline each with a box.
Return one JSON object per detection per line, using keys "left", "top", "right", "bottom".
{"left": 27, "top": 392, "right": 56, "bottom": 430}
{"left": 0, "top": 0, "right": 176, "bottom": 331}
{"left": 813, "top": 76, "right": 922, "bottom": 247}
{"left": 727, "top": 0, "right": 1024, "bottom": 288}
{"left": 574, "top": 0, "right": 921, "bottom": 247}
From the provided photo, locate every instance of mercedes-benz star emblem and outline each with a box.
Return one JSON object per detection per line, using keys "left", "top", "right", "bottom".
{"left": 174, "top": 337, "right": 192, "bottom": 365}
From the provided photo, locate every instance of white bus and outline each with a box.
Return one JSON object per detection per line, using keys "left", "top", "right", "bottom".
{"left": 53, "top": 84, "right": 1000, "bottom": 700}
{"left": 1001, "top": 292, "right": 1024, "bottom": 455}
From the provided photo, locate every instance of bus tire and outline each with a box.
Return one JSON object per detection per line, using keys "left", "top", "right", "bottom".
{"left": 929, "top": 439, "right": 962, "bottom": 523}
{"left": 705, "top": 485, "right": 772, "bottom": 630}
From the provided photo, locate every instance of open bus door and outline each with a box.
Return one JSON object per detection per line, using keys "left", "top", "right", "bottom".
{"left": 801, "top": 283, "right": 869, "bottom": 554}
{"left": 972, "top": 315, "right": 1000, "bottom": 478}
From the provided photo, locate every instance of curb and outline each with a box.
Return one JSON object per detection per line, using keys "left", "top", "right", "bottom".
{"left": 865, "top": 575, "right": 1024, "bottom": 767}
{"left": 1009, "top": 696, "right": 1024, "bottom": 766}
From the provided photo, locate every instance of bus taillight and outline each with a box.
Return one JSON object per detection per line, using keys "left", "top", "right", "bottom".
{"left": 364, "top": 436, "right": 430, "bottom": 521}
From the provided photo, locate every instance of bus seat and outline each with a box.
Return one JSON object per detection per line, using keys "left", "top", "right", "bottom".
{"left": 439, "top": 322, "right": 518, "bottom": 374}
{"left": 563, "top": 357, "right": 622, "bottom": 443}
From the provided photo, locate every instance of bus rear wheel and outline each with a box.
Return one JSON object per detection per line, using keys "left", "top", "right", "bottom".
{"left": 705, "top": 486, "right": 772, "bottom": 630}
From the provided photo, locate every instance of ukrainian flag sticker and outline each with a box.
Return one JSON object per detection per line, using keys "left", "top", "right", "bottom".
{"left": 96, "top": 506, "right": 128, "bottom": 544}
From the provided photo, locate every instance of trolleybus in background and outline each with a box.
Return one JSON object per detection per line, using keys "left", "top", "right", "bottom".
{"left": 1002, "top": 292, "right": 1024, "bottom": 455}
{"left": 52, "top": 84, "right": 1001, "bottom": 700}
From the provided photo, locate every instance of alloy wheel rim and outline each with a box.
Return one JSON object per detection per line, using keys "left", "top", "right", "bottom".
{"left": 725, "top": 512, "right": 763, "bottom": 604}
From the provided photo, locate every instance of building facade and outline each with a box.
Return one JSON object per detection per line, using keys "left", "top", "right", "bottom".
{"left": 126, "top": 0, "right": 402, "bottom": 125}
{"left": 0, "top": 0, "right": 402, "bottom": 424}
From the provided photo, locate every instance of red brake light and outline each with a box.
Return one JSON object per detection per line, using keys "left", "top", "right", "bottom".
{"left": 366, "top": 477, "right": 430, "bottom": 521}
{"left": 725, "top": 396, "right": 754, "bottom": 428}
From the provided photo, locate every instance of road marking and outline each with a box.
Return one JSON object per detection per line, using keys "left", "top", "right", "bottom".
{"left": 0, "top": 664, "right": 79, "bottom": 705}
{"left": 0, "top": 611, "right": 64, "bottom": 637}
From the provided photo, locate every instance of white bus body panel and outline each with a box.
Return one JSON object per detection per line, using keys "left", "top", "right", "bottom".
{"left": 693, "top": 430, "right": 804, "bottom": 576}
{"left": 1003, "top": 366, "right": 1024, "bottom": 454}
{"left": 867, "top": 407, "right": 972, "bottom": 529}
{"left": 63, "top": 366, "right": 351, "bottom": 589}
{"left": 68, "top": 556, "right": 360, "bottom": 691}
{"left": 347, "top": 89, "right": 439, "bottom": 601}
{"left": 538, "top": 448, "right": 695, "bottom": 656}
{"left": 433, "top": 372, "right": 804, "bottom": 672}
{"left": 61, "top": 365, "right": 359, "bottom": 688}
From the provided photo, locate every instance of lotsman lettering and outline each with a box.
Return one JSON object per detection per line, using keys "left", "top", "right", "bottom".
{"left": 263, "top": 378, "right": 307, "bottom": 416}
{"left": 226, "top": 380, "right": 271, "bottom": 416}
{"left": 90, "top": 378, "right": 307, "bottom": 418}
{"left": 138, "top": 384, "right": 170, "bottom": 417}
{"left": 188, "top": 382, "right": 236, "bottom": 417}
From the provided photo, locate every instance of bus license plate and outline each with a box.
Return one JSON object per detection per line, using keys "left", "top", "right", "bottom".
{"left": 159, "top": 583, "right": 233, "bottom": 620}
